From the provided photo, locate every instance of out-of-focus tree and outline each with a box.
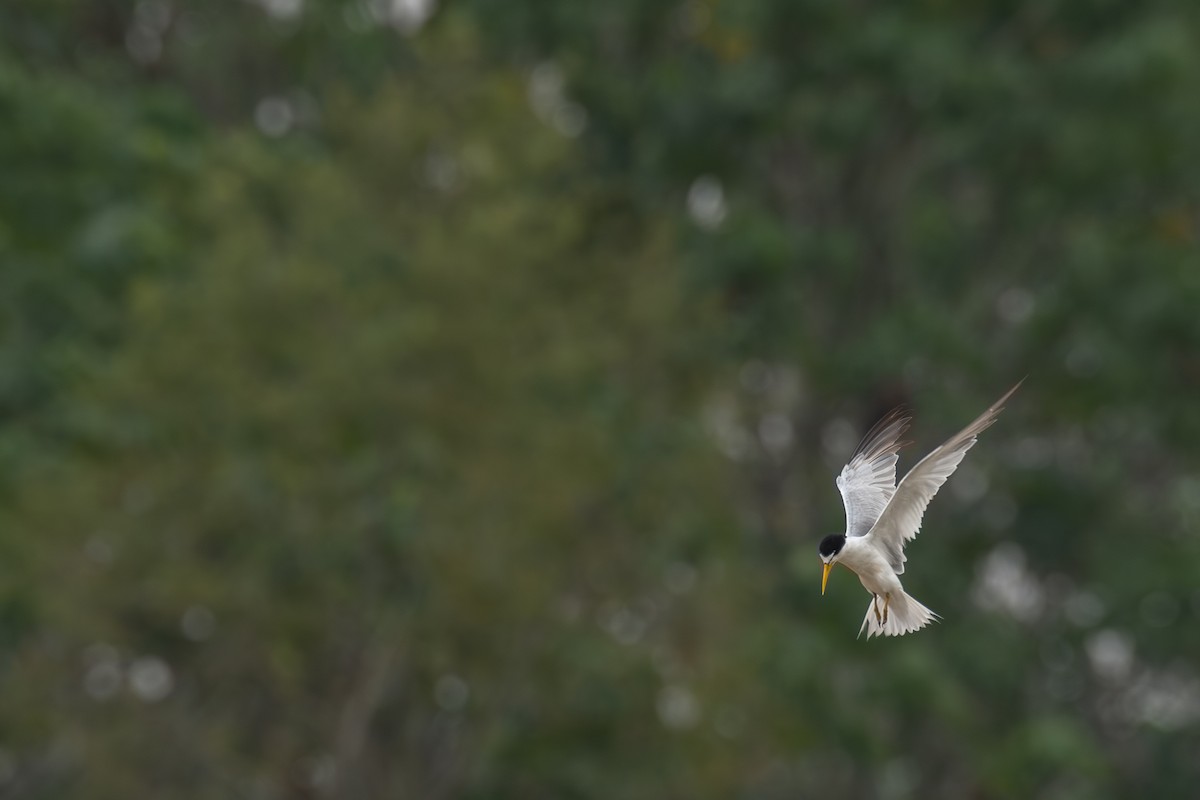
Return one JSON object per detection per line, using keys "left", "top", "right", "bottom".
{"left": 0, "top": 50, "right": 199, "bottom": 437}
{"left": 454, "top": 2, "right": 1200, "bottom": 797}
{"left": 5, "top": 50, "right": 777, "bottom": 797}
{"left": 1, "top": 1, "right": 1200, "bottom": 798}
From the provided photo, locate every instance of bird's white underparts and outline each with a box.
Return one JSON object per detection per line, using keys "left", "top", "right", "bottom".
{"left": 818, "top": 381, "right": 1022, "bottom": 638}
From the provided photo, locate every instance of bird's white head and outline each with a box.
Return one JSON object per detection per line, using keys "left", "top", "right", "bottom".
{"left": 817, "top": 534, "right": 846, "bottom": 595}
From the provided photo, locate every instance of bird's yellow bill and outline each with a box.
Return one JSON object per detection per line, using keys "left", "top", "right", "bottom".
{"left": 821, "top": 562, "right": 833, "bottom": 595}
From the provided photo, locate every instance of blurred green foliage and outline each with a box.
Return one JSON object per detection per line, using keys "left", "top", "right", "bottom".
{"left": 2, "top": 1, "right": 1200, "bottom": 798}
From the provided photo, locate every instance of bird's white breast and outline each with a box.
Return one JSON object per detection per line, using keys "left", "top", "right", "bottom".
{"left": 839, "top": 537, "right": 903, "bottom": 596}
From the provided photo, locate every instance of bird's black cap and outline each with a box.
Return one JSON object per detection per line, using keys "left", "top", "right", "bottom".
{"left": 818, "top": 534, "right": 846, "bottom": 558}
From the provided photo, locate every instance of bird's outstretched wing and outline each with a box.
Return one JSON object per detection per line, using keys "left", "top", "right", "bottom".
{"left": 836, "top": 408, "right": 912, "bottom": 539}
{"left": 865, "top": 380, "right": 1023, "bottom": 574}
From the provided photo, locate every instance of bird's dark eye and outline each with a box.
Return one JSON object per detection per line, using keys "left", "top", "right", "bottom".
{"left": 817, "top": 533, "right": 846, "bottom": 558}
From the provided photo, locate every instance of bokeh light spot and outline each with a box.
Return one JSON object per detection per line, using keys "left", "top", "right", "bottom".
{"left": 656, "top": 685, "right": 700, "bottom": 730}
{"left": 129, "top": 657, "right": 174, "bottom": 702}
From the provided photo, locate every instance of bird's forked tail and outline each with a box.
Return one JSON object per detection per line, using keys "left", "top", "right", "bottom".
{"left": 858, "top": 590, "right": 940, "bottom": 639}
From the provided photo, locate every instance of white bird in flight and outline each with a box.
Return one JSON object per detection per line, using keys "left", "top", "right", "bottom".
{"left": 818, "top": 381, "right": 1022, "bottom": 638}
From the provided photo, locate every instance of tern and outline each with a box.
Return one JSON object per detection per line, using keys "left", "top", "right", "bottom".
{"left": 818, "top": 381, "right": 1022, "bottom": 638}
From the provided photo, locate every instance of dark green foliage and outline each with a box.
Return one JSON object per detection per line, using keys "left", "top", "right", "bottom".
{"left": 1, "top": 1, "right": 1199, "bottom": 797}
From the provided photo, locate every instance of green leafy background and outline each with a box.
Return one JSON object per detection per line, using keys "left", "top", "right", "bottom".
{"left": 2, "top": 1, "right": 1199, "bottom": 797}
